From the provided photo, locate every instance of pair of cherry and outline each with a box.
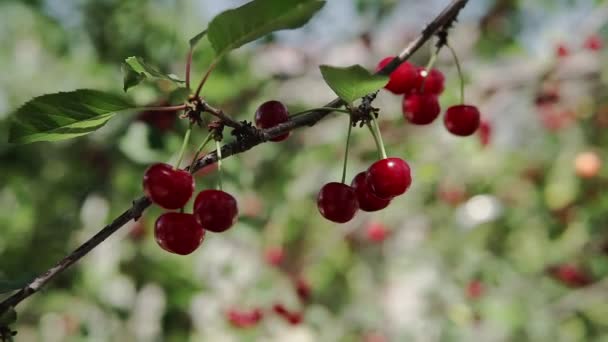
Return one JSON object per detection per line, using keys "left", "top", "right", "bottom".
{"left": 143, "top": 163, "right": 238, "bottom": 255}
{"left": 378, "top": 56, "right": 481, "bottom": 136}
{"left": 317, "top": 157, "right": 412, "bottom": 223}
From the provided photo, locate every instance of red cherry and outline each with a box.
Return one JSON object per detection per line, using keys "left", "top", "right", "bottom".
{"left": 366, "top": 222, "right": 389, "bottom": 243}
{"left": 264, "top": 246, "right": 285, "bottom": 267}
{"left": 351, "top": 172, "right": 391, "bottom": 212}
{"left": 584, "top": 34, "right": 603, "bottom": 51}
{"left": 478, "top": 120, "right": 492, "bottom": 147}
{"left": 466, "top": 280, "right": 484, "bottom": 299}
{"left": 154, "top": 213, "right": 205, "bottom": 255}
{"left": 549, "top": 264, "right": 592, "bottom": 288}
{"left": 366, "top": 158, "right": 412, "bottom": 199}
{"left": 193, "top": 189, "right": 238, "bottom": 233}
{"left": 143, "top": 163, "right": 195, "bottom": 209}
{"left": 294, "top": 277, "right": 311, "bottom": 302}
{"left": 272, "top": 303, "right": 289, "bottom": 316}
{"left": 286, "top": 312, "right": 303, "bottom": 325}
{"left": 137, "top": 101, "right": 177, "bottom": 132}
{"left": 556, "top": 43, "right": 570, "bottom": 58}
{"left": 444, "top": 105, "right": 481, "bottom": 136}
{"left": 317, "top": 182, "right": 359, "bottom": 223}
{"left": 376, "top": 57, "right": 420, "bottom": 94}
{"left": 417, "top": 68, "right": 445, "bottom": 95}
{"left": 254, "top": 100, "right": 290, "bottom": 142}
{"left": 227, "top": 308, "right": 263, "bottom": 328}
{"left": 402, "top": 93, "right": 441, "bottom": 125}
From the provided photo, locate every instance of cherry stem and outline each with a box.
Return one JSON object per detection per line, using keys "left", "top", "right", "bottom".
{"left": 137, "top": 104, "right": 187, "bottom": 112}
{"left": 189, "top": 133, "right": 213, "bottom": 173}
{"left": 175, "top": 123, "right": 193, "bottom": 169}
{"left": 185, "top": 48, "right": 193, "bottom": 90}
{"left": 420, "top": 51, "right": 438, "bottom": 93}
{"left": 368, "top": 114, "right": 387, "bottom": 160}
{"left": 194, "top": 59, "right": 218, "bottom": 98}
{"left": 447, "top": 43, "right": 465, "bottom": 104}
{"left": 290, "top": 107, "right": 350, "bottom": 118}
{"left": 341, "top": 116, "right": 353, "bottom": 184}
{"left": 215, "top": 140, "right": 223, "bottom": 191}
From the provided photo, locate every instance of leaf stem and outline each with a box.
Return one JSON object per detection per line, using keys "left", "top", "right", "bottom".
{"left": 175, "top": 123, "right": 192, "bottom": 169}
{"left": 194, "top": 59, "right": 218, "bottom": 97}
{"left": 447, "top": 43, "right": 465, "bottom": 104}
{"left": 137, "top": 104, "right": 187, "bottom": 112}
{"left": 341, "top": 117, "right": 353, "bottom": 184}
{"left": 216, "top": 140, "right": 223, "bottom": 191}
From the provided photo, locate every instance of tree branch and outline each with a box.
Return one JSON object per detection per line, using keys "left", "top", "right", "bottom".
{"left": 0, "top": 0, "right": 469, "bottom": 316}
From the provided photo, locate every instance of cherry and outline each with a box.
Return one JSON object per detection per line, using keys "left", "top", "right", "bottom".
{"left": 402, "top": 93, "right": 441, "bottom": 125}
{"left": 351, "top": 172, "right": 391, "bottom": 212}
{"left": 264, "top": 246, "right": 285, "bottom": 266}
{"left": 584, "top": 34, "right": 603, "bottom": 51}
{"left": 143, "top": 163, "right": 195, "bottom": 209}
{"left": 193, "top": 189, "right": 238, "bottom": 233}
{"left": 555, "top": 43, "right": 570, "bottom": 57}
{"left": 548, "top": 264, "right": 592, "bottom": 288}
{"left": 466, "top": 280, "right": 484, "bottom": 299}
{"left": 286, "top": 312, "right": 303, "bottom": 325}
{"left": 366, "top": 158, "right": 412, "bottom": 199}
{"left": 227, "top": 308, "right": 263, "bottom": 328}
{"left": 444, "top": 105, "right": 481, "bottom": 136}
{"left": 376, "top": 57, "right": 420, "bottom": 94}
{"left": 294, "top": 277, "right": 311, "bottom": 302}
{"left": 317, "top": 182, "right": 359, "bottom": 223}
{"left": 366, "top": 222, "right": 389, "bottom": 243}
{"left": 137, "top": 101, "right": 177, "bottom": 132}
{"left": 154, "top": 213, "right": 205, "bottom": 255}
{"left": 254, "top": 100, "right": 290, "bottom": 142}
{"left": 478, "top": 120, "right": 491, "bottom": 147}
{"left": 417, "top": 68, "right": 445, "bottom": 95}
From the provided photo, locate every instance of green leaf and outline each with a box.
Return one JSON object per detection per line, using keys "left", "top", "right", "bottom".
{"left": 319, "top": 64, "right": 389, "bottom": 103}
{"left": 207, "top": 0, "right": 325, "bottom": 57}
{"left": 122, "top": 56, "right": 184, "bottom": 92}
{"left": 8, "top": 90, "right": 135, "bottom": 144}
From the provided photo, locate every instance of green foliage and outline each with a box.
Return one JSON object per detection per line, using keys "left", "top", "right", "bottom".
{"left": 207, "top": 0, "right": 325, "bottom": 57}
{"left": 8, "top": 90, "right": 135, "bottom": 144}
{"left": 122, "top": 56, "right": 184, "bottom": 92}
{"left": 319, "top": 65, "right": 388, "bottom": 103}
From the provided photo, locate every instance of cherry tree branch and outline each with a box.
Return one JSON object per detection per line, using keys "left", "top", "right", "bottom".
{"left": 0, "top": 0, "right": 469, "bottom": 316}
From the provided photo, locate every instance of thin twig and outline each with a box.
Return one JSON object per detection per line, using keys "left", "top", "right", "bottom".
{"left": 202, "top": 102, "right": 243, "bottom": 129}
{"left": 0, "top": 0, "right": 469, "bottom": 316}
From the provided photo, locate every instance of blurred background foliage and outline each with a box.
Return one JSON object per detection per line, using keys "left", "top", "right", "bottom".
{"left": 1, "top": 0, "right": 608, "bottom": 341}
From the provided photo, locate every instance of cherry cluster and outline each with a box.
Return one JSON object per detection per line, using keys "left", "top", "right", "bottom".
{"left": 317, "top": 157, "right": 412, "bottom": 223}
{"left": 142, "top": 163, "right": 238, "bottom": 255}
{"left": 142, "top": 100, "right": 293, "bottom": 255}
{"left": 377, "top": 56, "right": 481, "bottom": 136}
